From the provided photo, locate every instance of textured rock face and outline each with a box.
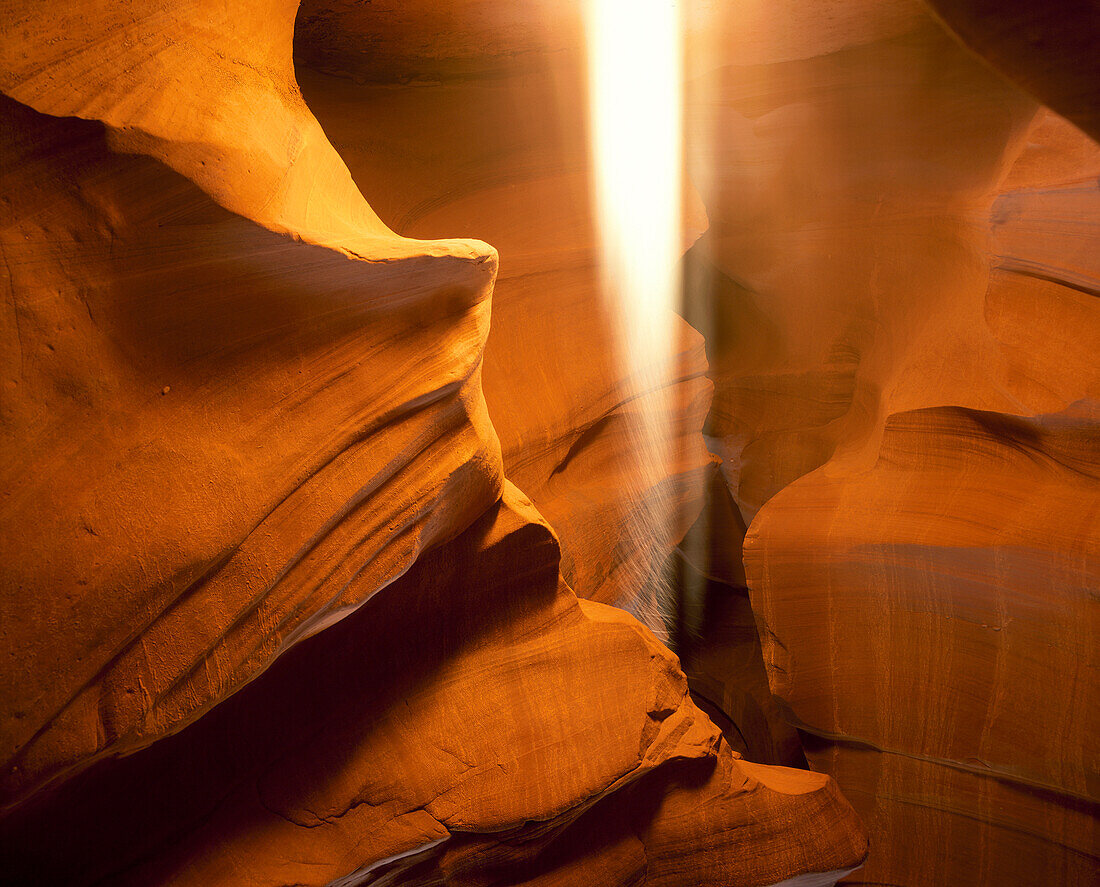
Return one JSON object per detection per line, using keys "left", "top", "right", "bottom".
{"left": 684, "top": 1, "right": 1099, "bottom": 883}
{"left": 4, "top": 0, "right": 1094, "bottom": 883}
{"left": 923, "top": 0, "right": 1100, "bottom": 141}
{"left": 0, "top": 0, "right": 868, "bottom": 885}
{"left": 1, "top": 484, "right": 867, "bottom": 886}
{"left": 0, "top": 5, "right": 503, "bottom": 805}
{"left": 292, "top": 22, "right": 715, "bottom": 611}
{"left": 745, "top": 406, "right": 1099, "bottom": 883}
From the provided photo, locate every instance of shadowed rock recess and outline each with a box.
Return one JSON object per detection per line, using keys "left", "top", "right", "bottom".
{"left": 0, "top": 1, "right": 1094, "bottom": 886}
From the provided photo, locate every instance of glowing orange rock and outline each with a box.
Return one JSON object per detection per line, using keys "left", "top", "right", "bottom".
{"left": 295, "top": 4, "right": 714, "bottom": 612}
{"left": 685, "top": 3, "right": 1100, "bottom": 883}
{"left": 0, "top": 2, "right": 867, "bottom": 886}
{"left": 1, "top": 486, "right": 868, "bottom": 886}
{"left": 0, "top": 5, "right": 503, "bottom": 804}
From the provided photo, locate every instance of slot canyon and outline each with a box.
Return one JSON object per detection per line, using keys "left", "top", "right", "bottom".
{"left": 0, "top": 1, "right": 1096, "bottom": 885}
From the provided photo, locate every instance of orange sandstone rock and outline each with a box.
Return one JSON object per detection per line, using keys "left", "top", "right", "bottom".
{"left": 293, "top": 4, "right": 714, "bottom": 611}
{"left": 745, "top": 405, "right": 1100, "bottom": 885}
{"left": 0, "top": 0, "right": 505, "bottom": 808}
{"left": 923, "top": 0, "right": 1100, "bottom": 142}
{"left": 0, "top": 486, "right": 867, "bottom": 886}
{"left": 0, "top": 2, "right": 868, "bottom": 886}
{"left": 686, "top": 3, "right": 1099, "bottom": 883}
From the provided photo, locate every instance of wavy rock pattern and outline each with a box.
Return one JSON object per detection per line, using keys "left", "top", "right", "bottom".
{"left": 293, "top": 4, "right": 715, "bottom": 610}
{"left": 745, "top": 406, "right": 1098, "bottom": 881}
{"left": 0, "top": 0, "right": 868, "bottom": 885}
{"left": 1, "top": 485, "right": 867, "bottom": 886}
{"left": 684, "top": 1, "right": 1099, "bottom": 883}
{"left": 0, "top": 7, "right": 502, "bottom": 805}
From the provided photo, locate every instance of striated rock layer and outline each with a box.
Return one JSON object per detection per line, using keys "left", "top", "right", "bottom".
{"left": 924, "top": 0, "right": 1100, "bottom": 142}
{"left": 0, "top": 0, "right": 867, "bottom": 885}
{"left": 745, "top": 406, "right": 1099, "bottom": 884}
{"left": 1, "top": 484, "right": 867, "bottom": 886}
{"left": 294, "top": 0, "right": 715, "bottom": 612}
{"left": 684, "top": 1, "right": 1099, "bottom": 883}
{"left": 0, "top": 1, "right": 503, "bottom": 805}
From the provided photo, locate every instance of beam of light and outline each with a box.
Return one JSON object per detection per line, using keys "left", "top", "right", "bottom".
{"left": 585, "top": 0, "right": 683, "bottom": 375}
{"left": 584, "top": 0, "right": 684, "bottom": 632}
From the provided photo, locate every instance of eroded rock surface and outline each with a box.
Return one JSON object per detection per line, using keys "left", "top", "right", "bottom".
{"left": 745, "top": 406, "right": 1099, "bottom": 883}
{"left": 684, "top": 1, "right": 1099, "bottom": 883}
{"left": 1, "top": 485, "right": 868, "bottom": 886}
{"left": 293, "top": 3, "right": 715, "bottom": 611}
{"left": 0, "top": 1, "right": 868, "bottom": 885}
{"left": 0, "top": 0, "right": 502, "bottom": 805}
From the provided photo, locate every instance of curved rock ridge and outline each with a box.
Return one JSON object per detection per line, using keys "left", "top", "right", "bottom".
{"left": 0, "top": 484, "right": 868, "bottom": 886}
{"left": 0, "top": 0, "right": 505, "bottom": 807}
{"left": 683, "top": 2, "right": 1099, "bottom": 883}
{"left": 388, "top": 756, "right": 866, "bottom": 887}
{"left": 0, "top": 0, "right": 493, "bottom": 263}
{"left": 747, "top": 404, "right": 1098, "bottom": 794}
{"left": 295, "top": 0, "right": 584, "bottom": 85}
{"left": 744, "top": 404, "right": 1099, "bottom": 884}
{"left": 290, "top": 10, "right": 716, "bottom": 614}
{"left": 685, "top": 13, "right": 1043, "bottom": 525}
{"left": 0, "top": 2, "right": 871, "bottom": 885}
{"left": 923, "top": 0, "right": 1100, "bottom": 142}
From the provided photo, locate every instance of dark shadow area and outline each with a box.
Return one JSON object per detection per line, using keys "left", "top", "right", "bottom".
{"left": 0, "top": 501, "right": 562, "bottom": 886}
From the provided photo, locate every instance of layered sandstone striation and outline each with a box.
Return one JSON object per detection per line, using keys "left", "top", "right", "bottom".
{"left": 685, "top": 1, "right": 1099, "bottom": 883}
{"left": 0, "top": 0, "right": 868, "bottom": 885}
{"left": 295, "top": 0, "right": 715, "bottom": 612}
{"left": 1, "top": 484, "right": 867, "bottom": 886}
{"left": 7, "top": 0, "right": 1092, "bottom": 883}
{"left": 745, "top": 406, "right": 1099, "bottom": 883}
{"left": 0, "top": 0, "right": 504, "bottom": 806}
{"left": 924, "top": 0, "right": 1100, "bottom": 142}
